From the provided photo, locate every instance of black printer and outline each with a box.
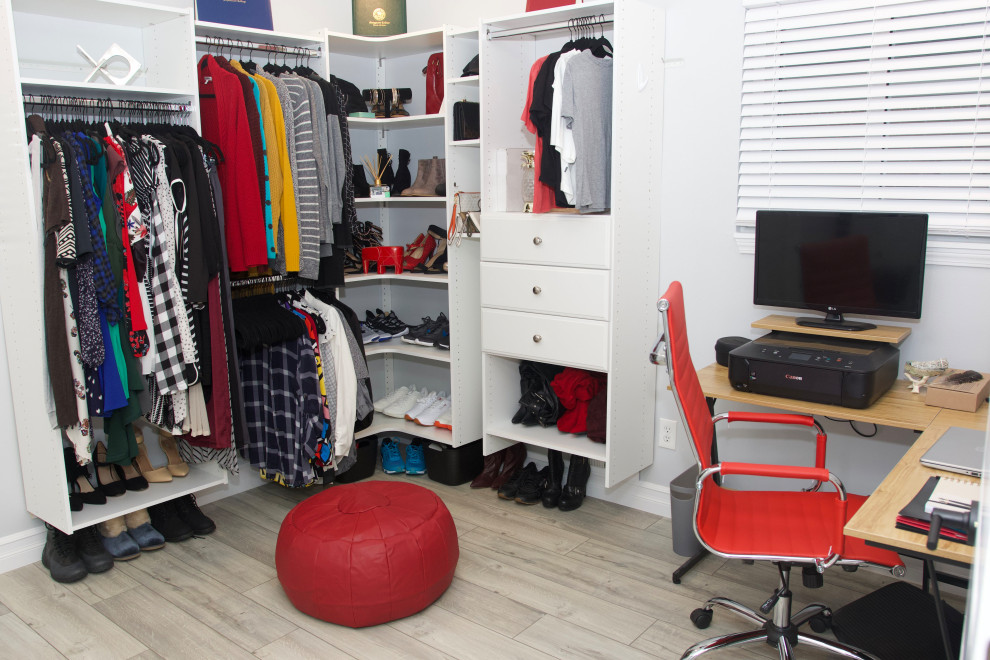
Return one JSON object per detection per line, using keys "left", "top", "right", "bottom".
{"left": 727, "top": 331, "right": 899, "bottom": 409}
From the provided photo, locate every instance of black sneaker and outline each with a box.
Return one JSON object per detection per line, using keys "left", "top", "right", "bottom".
{"left": 377, "top": 308, "right": 410, "bottom": 337}
{"left": 73, "top": 525, "right": 114, "bottom": 573}
{"left": 414, "top": 313, "right": 447, "bottom": 346}
{"left": 173, "top": 494, "right": 216, "bottom": 535}
{"left": 434, "top": 315, "right": 450, "bottom": 350}
{"left": 514, "top": 465, "right": 550, "bottom": 505}
{"left": 401, "top": 316, "right": 434, "bottom": 345}
{"left": 41, "top": 525, "right": 88, "bottom": 583}
{"left": 497, "top": 462, "right": 537, "bottom": 501}
{"left": 148, "top": 501, "right": 195, "bottom": 542}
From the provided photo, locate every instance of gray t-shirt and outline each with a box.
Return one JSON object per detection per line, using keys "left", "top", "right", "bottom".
{"left": 559, "top": 51, "right": 613, "bottom": 214}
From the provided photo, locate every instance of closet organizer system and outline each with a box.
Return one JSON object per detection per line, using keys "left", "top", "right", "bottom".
{"left": 479, "top": 0, "right": 665, "bottom": 487}
{"left": 326, "top": 26, "right": 483, "bottom": 449}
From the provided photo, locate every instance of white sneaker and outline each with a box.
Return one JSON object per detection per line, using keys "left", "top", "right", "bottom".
{"left": 404, "top": 390, "right": 443, "bottom": 421}
{"left": 373, "top": 384, "right": 415, "bottom": 413}
{"left": 434, "top": 407, "right": 452, "bottom": 430}
{"left": 383, "top": 387, "right": 425, "bottom": 418}
{"left": 415, "top": 396, "right": 451, "bottom": 426}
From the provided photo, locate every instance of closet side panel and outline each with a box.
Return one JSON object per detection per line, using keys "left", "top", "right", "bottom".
{"left": 0, "top": 3, "right": 71, "bottom": 532}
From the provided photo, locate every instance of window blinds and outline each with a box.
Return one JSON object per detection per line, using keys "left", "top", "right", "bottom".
{"left": 739, "top": 0, "right": 990, "bottom": 240}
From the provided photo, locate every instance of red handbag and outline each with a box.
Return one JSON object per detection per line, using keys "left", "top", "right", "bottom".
{"left": 526, "top": 0, "right": 575, "bottom": 10}
{"left": 425, "top": 52, "right": 444, "bottom": 115}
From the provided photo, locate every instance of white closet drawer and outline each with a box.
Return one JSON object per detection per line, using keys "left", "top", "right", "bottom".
{"left": 481, "top": 308, "right": 608, "bottom": 371}
{"left": 480, "top": 262, "right": 610, "bottom": 320}
{"left": 481, "top": 214, "right": 611, "bottom": 269}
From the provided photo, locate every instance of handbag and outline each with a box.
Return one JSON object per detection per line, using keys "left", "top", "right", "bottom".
{"left": 424, "top": 52, "right": 444, "bottom": 115}
{"left": 452, "top": 101, "right": 480, "bottom": 141}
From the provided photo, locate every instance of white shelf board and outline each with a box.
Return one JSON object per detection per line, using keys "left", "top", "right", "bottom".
{"left": 345, "top": 271, "right": 448, "bottom": 285}
{"left": 354, "top": 196, "right": 446, "bottom": 204}
{"left": 11, "top": 0, "right": 190, "bottom": 26}
{"left": 194, "top": 21, "right": 323, "bottom": 47}
{"left": 366, "top": 342, "right": 451, "bottom": 363}
{"left": 447, "top": 75, "right": 480, "bottom": 86}
{"left": 485, "top": 421, "right": 607, "bottom": 462}
{"left": 484, "top": 0, "right": 614, "bottom": 34}
{"left": 348, "top": 114, "right": 444, "bottom": 128}
{"left": 20, "top": 78, "right": 195, "bottom": 101}
{"left": 326, "top": 27, "right": 444, "bottom": 59}
{"left": 449, "top": 138, "right": 480, "bottom": 147}
{"left": 448, "top": 27, "right": 480, "bottom": 38}
{"left": 357, "top": 416, "right": 453, "bottom": 443}
{"left": 68, "top": 463, "right": 227, "bottom": 532}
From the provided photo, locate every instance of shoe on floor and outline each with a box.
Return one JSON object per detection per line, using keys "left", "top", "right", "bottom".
{"left": 414, "top": 395, "right": 451, "bottom": 426}
{"left": 173, "top": 494, "right": 216, "bottom": 535}
{"left": 41, "top": 525, "right": 88, "bottom": 583}
{"left": 74, "top": 525, "right": 115, "bottom": 573}
{"left": 498, "top": 462, "right": 536, "bottom": 501}
{"left": 515, "top": 465, "right": 550, "bottom": 505}
{"left": 127, "top": 523, "right": 166, "bottom": 551}
{"left": 382, "top": 387, "right": 424, "bottom": 418}
{"left": 405, "top": 440, "right": 427, "bottom": 475}
{"left": 405, "top": 390, "right": 443, "bottom": 421}
{"left": 380, "top": 437, "right": 406, "bottom": 474}
{"left": 148, "top": 501, "right": 195, "bottom": 543}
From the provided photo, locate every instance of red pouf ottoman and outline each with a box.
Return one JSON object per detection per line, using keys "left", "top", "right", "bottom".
{"left": 275, "top": 480, "right": 459, "bottom": 627}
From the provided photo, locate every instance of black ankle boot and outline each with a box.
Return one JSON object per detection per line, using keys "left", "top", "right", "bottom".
{"left": 541, "top": 449, "right": 565, "bottom": 508}
{"left": 173, "top": 494, "right": 216, "bottom": 535}
{"left": 558, "top": 455, "right": 590, "bottom": 512}
{"left": 149, "top": 501, "right": 194, "bottom": 542}
{"left": 515, "top": 465, "right": 549, "bottom": 505}
{"left": 353, "top": 164, "right": 371, "bottom": 198}
{"left": 391, "top": 148, "right": 411, "bottom": 196}
{"left": 41, "top": 525, "right": 88, "bottom": 583}
{"left": 73, "top": 525, "right": 114, "bottom": 574}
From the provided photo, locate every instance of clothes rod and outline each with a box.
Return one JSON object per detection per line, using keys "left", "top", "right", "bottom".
{"left": 22, "top": 94, "right": 190, "bottom": 113}
{"left": 487, "top": 14, "right": 614, "bottom": 40}
{"left": 196, "top": 37, "right": 320, "bottom": 58}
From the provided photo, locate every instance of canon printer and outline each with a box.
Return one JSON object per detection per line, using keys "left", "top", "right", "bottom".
{"left": 727, "top": 332, "right": 899, "bottom": 409}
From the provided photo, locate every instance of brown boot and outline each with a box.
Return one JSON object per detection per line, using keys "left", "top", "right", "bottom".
{"left": 400, "top": 157, "right": 445, "bottom": 197}
{"left": 470, "top": 449, "right": 505, "bottom": 489}
{"left": 490, "top": 442, "right": 527, "bottom": 490}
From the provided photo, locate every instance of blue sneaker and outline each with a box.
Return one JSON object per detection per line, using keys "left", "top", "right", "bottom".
{"left": 380, "top": 438, "right": 405, "bottom": 474}
{"left": 405, "top": 440, "right": 426, "bottom": 475}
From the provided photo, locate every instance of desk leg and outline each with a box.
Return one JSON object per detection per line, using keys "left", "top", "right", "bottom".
{"left": 671, "top": 397, "right": 721, "bottom": 584}
{"left": 924, "top": 558, "right": 956, "bottom": 660}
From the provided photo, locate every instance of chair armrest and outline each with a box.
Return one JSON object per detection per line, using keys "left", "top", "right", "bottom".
{"left": 718, "top": 412, "right": 828, "bottom": 471}
{"left": 719, "top": 461, "right": 832, "bottom": 484}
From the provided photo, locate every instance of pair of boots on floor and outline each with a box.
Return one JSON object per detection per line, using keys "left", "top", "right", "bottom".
{"left": 471, "top": 444, "right": 590, "bottom": 511}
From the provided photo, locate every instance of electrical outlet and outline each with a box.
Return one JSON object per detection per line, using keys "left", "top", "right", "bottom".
{"left": 659, "top": 418, "right": 677, "bottom": 450}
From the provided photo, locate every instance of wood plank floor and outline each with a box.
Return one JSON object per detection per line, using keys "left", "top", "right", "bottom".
{"left": 0, "top": 472, "right": 961, "bottom": 659}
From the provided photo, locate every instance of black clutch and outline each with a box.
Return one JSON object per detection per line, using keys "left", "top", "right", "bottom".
{"left": 453, "top": 101, "right": 480, "bottom": 141}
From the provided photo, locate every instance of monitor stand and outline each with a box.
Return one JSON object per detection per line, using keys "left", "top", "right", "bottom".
{"left": 796, "top": 312, "right": 877, "bottom": 332}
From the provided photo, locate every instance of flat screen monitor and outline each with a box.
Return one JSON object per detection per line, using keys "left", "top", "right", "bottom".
{"left": 754, "top": 210, "right": 928, "bottom": 331}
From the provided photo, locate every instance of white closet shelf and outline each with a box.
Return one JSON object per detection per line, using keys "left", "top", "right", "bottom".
{"left": 366, "top": 343, "right": 451, "bottom": 363}
{"left": 11, "top": 0, "right": 190, "bottom": 26}
{"left": 20, "top": 79, "right": 196, "bottom": 101}
{"left": 357, "top": 416, "right": 452, "bottom": 443}
{"left": 484, "top": 0, "right": 614, "bottom": 35}
{"left": 449, "top": 138, "right": 480, "bottom": 147}
{"left": 485, "top": 421, "right": 607, "bottom": 462}
{"left": 348, "top": 114, "right": 444, "bottom": 128}
{"left": 345, "top": 271, "right": 448, "bottom": 285}
{"left": 326, "top": 27, "right": 444, "bottom": 59}
{"left": 354, "top": 196, "right": 446, "bottom": 204}
{"left": 194, "top": 21, "right": 324, "bottom": 48}
{"left": 447, "top": 75, "right": 479, "bottom": 86}
{"left": 68, "top": 463, "right": 227, "bottom": 532}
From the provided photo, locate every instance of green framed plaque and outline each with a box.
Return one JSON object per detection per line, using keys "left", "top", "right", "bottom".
{"left": 352, "top": 0, "right": 407, "bottom": 37}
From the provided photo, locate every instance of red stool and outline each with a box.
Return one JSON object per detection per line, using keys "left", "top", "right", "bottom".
{"left": 275, "top": 480, "right": 458, "bottom": 627}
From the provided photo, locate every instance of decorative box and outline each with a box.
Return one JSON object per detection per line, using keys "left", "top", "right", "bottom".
{"left": 196, "top": 0, "right": 273, "bottom": 30}
{"left": 352, "top": 0, "right": 407, "bottom": 37}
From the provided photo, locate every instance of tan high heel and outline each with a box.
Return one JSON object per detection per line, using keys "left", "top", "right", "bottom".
{"left": 159, "top": 432, "right": 190, "bottom": 477}
{"left": 134, "top": 429, "right": 172, "bottom": 483}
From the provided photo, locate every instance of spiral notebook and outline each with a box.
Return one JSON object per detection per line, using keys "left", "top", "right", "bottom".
{"left": 923, "top": 475, "right": 980, "bottom": 514}
{"left": 919, "top": 426, "right": 985, "bottom": 478}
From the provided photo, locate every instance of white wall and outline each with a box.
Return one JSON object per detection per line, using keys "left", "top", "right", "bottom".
{"left": 639, "top": 0, "right": 990, "bottom": 499}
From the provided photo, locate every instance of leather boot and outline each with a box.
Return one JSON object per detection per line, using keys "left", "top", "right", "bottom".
{"left": 401, "top": 157, "right": 445, "bottom": 197}
{"left": 353, "top": 164, "right": 371, "bottom": 198}
{"left": 490, "top": 442, "right": 526, "bottom": 490}
{"left": 471, "top": 448, "right": 505, "bottom": 488}
{"left": 41, "top": 524, "right": 87, "bottom": 583}
{"left": 541, "top": 449, "right": 565, "bottom": 508}
{"left": 391, "top": 148, "right": 411, "bottom": 196}
{"left": 558, "top": 455, "right": 590, "bottom": 512}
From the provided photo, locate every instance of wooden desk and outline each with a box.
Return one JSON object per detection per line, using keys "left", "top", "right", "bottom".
{"left": 697, "top": 362, "right": 988, "bottom": 564}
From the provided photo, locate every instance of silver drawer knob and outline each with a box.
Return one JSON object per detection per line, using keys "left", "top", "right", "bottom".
{"left": 532, "top": 286, "right": 542, "bottom": 295}
{"left": 533, "top": 236, "right": 543, "bottom": 245}
{"left": 533, "top": 334, "right": 543, "bottom": 343}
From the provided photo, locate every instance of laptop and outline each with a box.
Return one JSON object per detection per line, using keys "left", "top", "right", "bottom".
{"left": 920, "top": 427, "right": 986, "bottom": 478}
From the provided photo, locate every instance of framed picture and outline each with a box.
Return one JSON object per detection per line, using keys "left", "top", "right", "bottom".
{"left": 352, "top": 0, "right": 407, "bottom": 37}
{"left": 196, "top": 0, "right": 274, "bottom": 30}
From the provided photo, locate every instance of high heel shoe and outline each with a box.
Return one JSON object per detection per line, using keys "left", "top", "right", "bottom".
{"left": 93, "top": 442, "right": 127, "bottom": 497}
{"left": 403, "top": 232, "right": 436, "bottom": 270}
{"left": 416, "top": 225, "right": 448, "bottom": 274}
{"left": 64, "top": 447, "right": 106, "bottom": 511}
{"left": 159, "top": 432, "right": 190, "bottom": 477}
{"left": 115, "top": 445, "right": 149, "bottom": 492}
{"left": 133, "top": 428, "right": 172, "bottom": 483}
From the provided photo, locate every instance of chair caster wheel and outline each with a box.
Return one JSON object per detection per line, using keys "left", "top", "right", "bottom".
{"left": 808, "top": 612, "right": 832, "bottom": 633}
{"left": 841, "top": 565, "right": 858, "bottom": 572}
{"left": 690, "top": 608, "right": 713, "bottom": 629}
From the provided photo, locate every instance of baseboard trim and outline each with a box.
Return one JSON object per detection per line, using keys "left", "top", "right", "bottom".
{"left": 0, "top": 526, "right": 46, "bottom": 575}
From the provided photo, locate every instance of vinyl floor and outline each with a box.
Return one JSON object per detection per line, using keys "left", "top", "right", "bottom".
{"left": 0, "top": 471, "right": 963, "bottom": 659}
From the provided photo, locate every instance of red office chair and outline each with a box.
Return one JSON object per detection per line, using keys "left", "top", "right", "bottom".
{"left": 651, "top": 282, "right": 905, "bottom": 660}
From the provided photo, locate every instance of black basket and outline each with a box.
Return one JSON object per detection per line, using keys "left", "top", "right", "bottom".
{"left": 334, "top": 435, "right": 379, "bottom": 484}
{"left": 425, "top": 439, "right": 483, "bottom": 486}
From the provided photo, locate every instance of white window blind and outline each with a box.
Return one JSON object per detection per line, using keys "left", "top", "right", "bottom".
{"left": 739, "top": 0, "right": 990, "bottom": 251}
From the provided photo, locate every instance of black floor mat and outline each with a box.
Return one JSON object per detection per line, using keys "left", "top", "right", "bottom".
{"left": 831, "top": 581, "right": 963, "bottom": 660}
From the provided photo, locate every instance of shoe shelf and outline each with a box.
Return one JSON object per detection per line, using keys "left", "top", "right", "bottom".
{"left": 366, "top": 342, "right": 451, "bottom": 364}
{"left": 357, "top": 416, "right": 452, "bottom": 443}
{"left": 68, "top": 463, "right": 227, "bottom": 533}
{"left": 345, "top": 271, "right": 448, "bottom": 285}
{"left": 484, "top": 420, "right": 606, "bottom": 463}
{"left": 447, "top": 75, "right": 479, "bottom": 86}
{"left": 449, "top": 138, "right": 480, "bottom": 148}
{"left": 354, "top": 196, "right": 446, "bottom": 205}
